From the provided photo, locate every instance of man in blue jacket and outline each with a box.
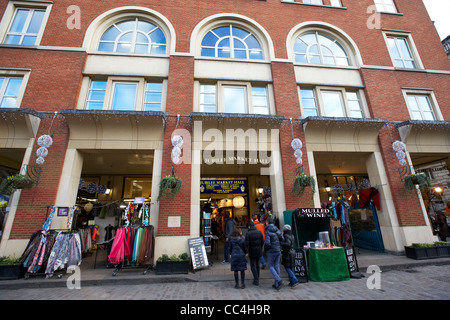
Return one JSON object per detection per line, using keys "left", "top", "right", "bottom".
{"left": 264, "top": 217, "right": 284, "bottom": 290}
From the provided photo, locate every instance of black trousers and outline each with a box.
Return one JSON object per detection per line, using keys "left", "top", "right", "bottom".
{"left": 249, "top": 256, "right": 260, "bottom": 283}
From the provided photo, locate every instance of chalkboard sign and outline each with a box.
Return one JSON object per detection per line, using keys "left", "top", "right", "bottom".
{"left": 188, "top": 237, "right": 209, "bottom": 271}
{"left": 344, "top": 246, "right": 363, "bottom": 279}
{"left": 294, "top": 248, "right": 308, "bottom": 283}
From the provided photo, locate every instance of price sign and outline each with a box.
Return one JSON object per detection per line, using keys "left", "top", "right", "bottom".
{"left": 188, "top": 237, "right": 209, "bottom": 271}
{"left": 294, "top": 248, "right": 308, "bottom": 283}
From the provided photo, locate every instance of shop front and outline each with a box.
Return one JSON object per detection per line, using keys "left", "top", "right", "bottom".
{"left": 396, "top": 120, "right": 450, "bottom": 242}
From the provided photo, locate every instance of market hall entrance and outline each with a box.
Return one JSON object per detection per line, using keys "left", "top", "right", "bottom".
{"left": 314, "top": 152, "right": 385, "bottom": 253}
{"left": 199, "top": 156, "right": 272, "bottom": 262}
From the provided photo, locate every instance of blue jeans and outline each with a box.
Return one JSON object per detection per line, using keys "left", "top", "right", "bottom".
{"left": 284, "top": 266, "right": 299, "bottom": 286}
{"left": 266, "top": 252, "right": 282, "bottom": 285}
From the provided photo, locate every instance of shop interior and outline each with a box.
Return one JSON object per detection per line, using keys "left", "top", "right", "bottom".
{"left": 0, "top": 149, "right": 25, "bottom": 241}
{"left": 73, "top": 150, "right": 155, "bottom": 270}
{"left": 200, "top": 153, "right": 272, "bottom": 261}
{"left": 409, "top": 153, "right": 450, "bottom": 240}
{"left": 310, "top": 152, "right": 385, "bottom": 252}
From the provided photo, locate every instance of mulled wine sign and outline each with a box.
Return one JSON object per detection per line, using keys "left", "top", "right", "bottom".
{"left": 294, "top": 248, "right": 308, "bottom": 283}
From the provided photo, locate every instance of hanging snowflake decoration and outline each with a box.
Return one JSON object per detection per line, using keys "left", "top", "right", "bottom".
{"left": 171, "top": 135, "right": 183, "bottom": 164}
{"left": 78, "top": 178, "right": 85, "bottom": 190}
{"left": 392, "top": 140, "right": 407, "bottom": 166}
{"left": 96, "top": 185, "right": 106, "bottom": 195}
{"left": 346, "top": 182, "right": 356, "bottom": 191}
{"left": 172, "top": 146, "right": 182, "bottom": 158}
{"left": 86, "top": 182, "right": 98, "bottom": 194}
{"left": 36, "top": 147, "right": 48, "bottom": 158}
{"left": 392, "top": 140, "right": 405, "bottom": 152}
{"left": 37, "top": 134, "right": 53, "bottom": 148}
{"left": 36, "top": 134, "right": 53, "bottom": 165}
{"left": 357, "top": 178, "right": 371, "bottom": 189}
{"left": 396, "top": 151, "right": 406, "bottom": 160}
{"left": 333, "top": 184, "right": 344, "bottom": 194}
{"left": 291, "top": 138, "right": 302, "bottom": 150}
{"left": 172, "top": 135, "right": 183, "bottom": 148}
{"left": 291, "top": 138, "right": 303, "bottom": 166}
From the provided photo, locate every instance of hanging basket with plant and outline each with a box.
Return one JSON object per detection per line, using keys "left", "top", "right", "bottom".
{"left": 291, "top": 172, "right": 316, "bottom": 198}
{"left": 0, "top": 175, "right": 35, "bottom": 195}
{"left": 404, "top": 173, "right": 432, "bottom": 194}
{"left": 157, "top": 167, "right": 182, "bottom": 201}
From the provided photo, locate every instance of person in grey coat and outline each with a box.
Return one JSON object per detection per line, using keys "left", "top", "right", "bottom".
{"left": 229, "top": 227, "right": 248, "bottom": 289}
{"left": 281, "top": 224, "right": 299, "bottom": 287}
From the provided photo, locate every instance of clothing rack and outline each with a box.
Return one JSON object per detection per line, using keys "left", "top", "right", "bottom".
{"left": 107, "top": 203, "right": 155, "bottom": 276}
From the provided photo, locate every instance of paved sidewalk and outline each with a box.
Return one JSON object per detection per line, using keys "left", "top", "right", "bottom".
{"left": 1, "top": 248, "right": 450, "bottom": 290}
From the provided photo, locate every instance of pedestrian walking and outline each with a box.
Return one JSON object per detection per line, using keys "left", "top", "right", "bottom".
{"left": 252, "top": 216, "right": 267, "bottom": 269}
{"left": 229, "top": 227, "right": 248, "bottom": 289}
{"left": 281, "top": 224, "right": 299, "bottom": 288}
{"left": 264, "top": 217, "right": 284, "bottom": 290}
{"left": 221, "top": 214, "right": 236, "bottom": 264}
{"left": 245, "top": 221, "right": 264, "bottom": 286}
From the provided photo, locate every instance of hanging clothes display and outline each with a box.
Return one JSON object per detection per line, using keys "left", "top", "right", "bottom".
{"left": 45, "top": 231, "right": 82, "bottom": 277}
{"left": 21, "top": 206, "right": 81, "bottom": 278}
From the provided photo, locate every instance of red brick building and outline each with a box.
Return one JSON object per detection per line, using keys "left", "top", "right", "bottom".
{"left": 0, "top": 0, "right": 448, "bottom": 260}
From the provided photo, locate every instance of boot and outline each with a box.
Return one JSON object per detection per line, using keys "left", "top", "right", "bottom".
{"left": 240, "top": 271, "right": 245, "bottom": 289}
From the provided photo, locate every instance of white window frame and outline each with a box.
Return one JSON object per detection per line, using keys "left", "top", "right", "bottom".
{"left": 401, "top": 88, "right": 443, "bottom": 121}
{"left": 0, "top": 69, "right": 30, "bottom": 108}
{"left": 80, "top": 76, "right": 167, "bottom": 112}
{"left": 195, "top": 81, "right": 275, "bottom": 115}
{"left": 0, "top": 1, "right": 52, "bottom": 47}
{"left": 374, "top": 0, "right": 398, "bottom": 13}
{"left": 382, "top": 30, "right": 424, "bottom": 69}
{"left": 299, "top": 86, "right": 368, "bottom": 119}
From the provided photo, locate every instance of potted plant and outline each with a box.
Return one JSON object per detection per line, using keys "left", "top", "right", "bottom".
{"left": 403, "top": 173, "right": 431, "bottom": 194}
{"left": 433, "top": 241, "right": 450, "bottom": 257}
{"left": 0, "top": 257, "right": 23, "bottom": 280}
{"left": 157, "top": 169, "right": 182, "bottom": 201}
{"left": 404, "top": 242, "right": 450, "bottom": 260}
{"left": 291, "top": 172, "right": 316, "bottom": 198}
{"left": 0, "top": 174, "right": 35, "bottom": 196}
{"left": 156, "top": 253, "right": 190, "bottom": 275}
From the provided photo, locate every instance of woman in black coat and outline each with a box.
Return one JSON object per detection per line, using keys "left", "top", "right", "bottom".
{"left": 229, "top": 227, "right": 248, "bottom": 289}
{"left": 281, "top": 225, "right": 299, "bottom": 287}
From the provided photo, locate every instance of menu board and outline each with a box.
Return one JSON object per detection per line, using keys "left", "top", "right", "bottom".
{"left": 294, "top": 248, "right": 308, "bottom": 283}
{"left": 345, "top": 246, "right": 363, "bottom": 278}
{"left": 188, "top": 237, "right": 209, "bottom": 271}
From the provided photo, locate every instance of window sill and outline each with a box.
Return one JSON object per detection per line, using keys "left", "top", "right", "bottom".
{"left": 280, "top": 1, "right": 346, "bottom": 10}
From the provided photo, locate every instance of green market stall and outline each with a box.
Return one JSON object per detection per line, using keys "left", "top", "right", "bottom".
{"left": 284, "top": 209, "right": 350, "bottom": 282}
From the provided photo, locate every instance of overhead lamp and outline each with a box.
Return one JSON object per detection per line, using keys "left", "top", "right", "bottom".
{"left": 325, "top": 180, "right": 331, "bottom": 192}
{"left": 434, "top": 186, "right": 443, "bottom": 194}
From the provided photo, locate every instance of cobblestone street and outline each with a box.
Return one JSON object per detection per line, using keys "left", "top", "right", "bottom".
{"left": 1, "top": 264, "right": 449, "bottom": 301}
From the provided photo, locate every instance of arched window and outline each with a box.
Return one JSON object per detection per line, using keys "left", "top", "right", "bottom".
{"left": 98, "top": 18, "right": 166, "bottom": 54}
{"left": 294, "top": 32, "right": 350, "bottom": 66}
{"left": 200, "top": 24, "right": 263, "bottom": 60}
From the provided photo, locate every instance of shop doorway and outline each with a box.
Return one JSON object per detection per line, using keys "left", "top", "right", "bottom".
{"left": 74, "top": 150, "right": 154, "bottom": 268}
{"left": 315, "top": 152, "right": 385, "bottom": 252}
{"left": 410, "top": 153, "right": 450, "bottom": 240}
{"left": 200, "top": 157, "right": 272, "bottom": 261}
{"left": 0, "top": 148, "right": 26, "bottom": 241}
